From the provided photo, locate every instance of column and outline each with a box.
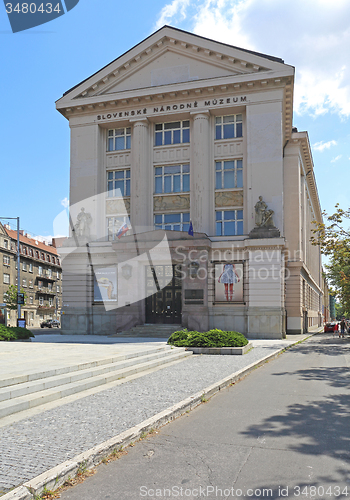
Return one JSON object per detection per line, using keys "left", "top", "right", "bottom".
{"left": 190, "top": 111, "right": 212, "bottom": 235}
{"left": 130, "top": 118, "right": 153, "bottom": 231}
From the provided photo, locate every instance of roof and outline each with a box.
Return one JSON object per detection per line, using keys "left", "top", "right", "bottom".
{"left": 4, "top": 227, "right": 59, "bottom": 256}
{"left": 61, "top": 25, "right": 285, "bottom": 99}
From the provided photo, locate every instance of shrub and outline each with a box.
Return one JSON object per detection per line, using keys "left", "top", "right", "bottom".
{"left": 0, "top": 324, "right": 34, "bottom": 341}
{"left": 168, "top": 328, "right": 248, "bottom": 348}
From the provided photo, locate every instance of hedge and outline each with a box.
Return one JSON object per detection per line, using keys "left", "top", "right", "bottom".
{"left": 0, "top": 324, "right": 34, "bottom": 341}
{"left": 167, "top": 328, "right": 248, "bottom": 348}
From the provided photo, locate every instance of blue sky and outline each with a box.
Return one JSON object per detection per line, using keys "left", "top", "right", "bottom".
{"left": 1, "top": 0, "right": 349, "bottom": 239}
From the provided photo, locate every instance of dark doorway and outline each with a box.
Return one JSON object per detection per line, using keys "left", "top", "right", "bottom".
{"left": 145, "top": 265, "right": 182, "bottom": 324}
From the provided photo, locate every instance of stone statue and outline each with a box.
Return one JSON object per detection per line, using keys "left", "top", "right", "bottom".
{"left": 254, "top": 196, "right": 275, "bottom": 228}
{"left": 74, "top": 208, "right": 92, "bottom": 237}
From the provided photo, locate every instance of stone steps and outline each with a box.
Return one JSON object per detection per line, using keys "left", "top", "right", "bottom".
{"left": 0, "top": 346, "right": 191, "bottom": 419}
{"left": 116, "top": 324, "right": 181, "bottom": 338}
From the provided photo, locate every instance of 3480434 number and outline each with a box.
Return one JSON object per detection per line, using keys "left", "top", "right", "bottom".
{"left": 5, "top": 3, "right": 61, "bottom": 14}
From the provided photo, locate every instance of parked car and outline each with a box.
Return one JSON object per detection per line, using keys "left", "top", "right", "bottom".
{"left": 40, "top": 319, "right": 60, "bottom": 328}
{"left": 324, "top": 322, "right": 338, "bottom": 333}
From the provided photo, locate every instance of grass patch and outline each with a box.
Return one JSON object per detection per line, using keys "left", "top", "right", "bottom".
{"left": 167, "top": 328, "right": 248, "bottom": 348}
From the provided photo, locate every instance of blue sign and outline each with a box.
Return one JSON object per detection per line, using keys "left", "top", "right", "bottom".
{"left": 3, "top": 0, "right": 80, "bottom": 33}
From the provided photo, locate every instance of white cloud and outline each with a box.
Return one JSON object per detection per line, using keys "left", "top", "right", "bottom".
{"left": 155, "top": 0, "right": 350, "bottom": 117}
{"left": 313, "top": 140, "right": 337, "bottom": 152}
{"left": 331, "top": 155, "right": 342, "bottom": 163}
{"left": 61, "top": 197, "right": 69, "bottom": 208}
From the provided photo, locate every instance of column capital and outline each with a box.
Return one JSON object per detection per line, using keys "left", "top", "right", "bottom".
{"left": 190, "top": 109, "right": 210, "bottom": 119}
{"left": 129, "top": 116, "right": 149, "bottom": 125}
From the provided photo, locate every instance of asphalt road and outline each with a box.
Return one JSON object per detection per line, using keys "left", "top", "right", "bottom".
{"left": 60, "top": 333, "right": 350, "bottom": 500}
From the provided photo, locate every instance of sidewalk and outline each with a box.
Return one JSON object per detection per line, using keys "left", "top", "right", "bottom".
{"left": 0, "top": 332, "right": 314, "bottom": 498}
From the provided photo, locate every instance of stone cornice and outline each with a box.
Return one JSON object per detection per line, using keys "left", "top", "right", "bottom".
{"left": 290, "top": 131, "right": 323, "bottom": 223}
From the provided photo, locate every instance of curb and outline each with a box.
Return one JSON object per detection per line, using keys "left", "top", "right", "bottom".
{"left": 186, "top": 341, "right": 252, "bottom": 355}
{"left": 1, "top": 342, "right": 298, "bottom": 499}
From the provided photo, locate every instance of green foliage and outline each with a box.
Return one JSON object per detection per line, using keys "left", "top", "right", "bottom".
{"left": 0, "top": 324, "right": 33, "bottom": 341}
{"left": 312, "top": 204, "right": 350, "bottom": 316}
{"left": 167, "top": 328, "right": 248, "bottom": 348}
{"left": 3, "top": 284, "right": 27, "bottom": 310}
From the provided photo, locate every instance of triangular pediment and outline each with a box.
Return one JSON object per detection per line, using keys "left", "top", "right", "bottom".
{"left": 56, "top": 26, "right": 293, "bottom": 108}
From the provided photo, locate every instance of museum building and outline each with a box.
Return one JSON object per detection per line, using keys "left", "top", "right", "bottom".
{"left": 56, "top": 26, "right": 323, "bottom": 338}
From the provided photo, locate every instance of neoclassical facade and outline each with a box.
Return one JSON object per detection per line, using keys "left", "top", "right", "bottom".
{"left": 56, "top": 26, "right": 323, "bottom": 338}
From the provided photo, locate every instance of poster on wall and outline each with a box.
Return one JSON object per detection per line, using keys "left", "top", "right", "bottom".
{"left": 94, "top": 267, "right": 118, "bottom": 303}
{"left": 215, "top": 263, "right": 244, "bottom": 303}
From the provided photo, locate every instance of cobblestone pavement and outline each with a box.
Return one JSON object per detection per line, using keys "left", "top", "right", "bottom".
{"left": 0, "top": 338, "right": 304, "bottom": 495}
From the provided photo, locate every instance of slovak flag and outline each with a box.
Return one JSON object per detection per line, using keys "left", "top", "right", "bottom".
{"left": 188, "top": 220, "right": 194, "bottom": 236}
{"left": 117, "top": 223, "right": 129, "bottom": 239}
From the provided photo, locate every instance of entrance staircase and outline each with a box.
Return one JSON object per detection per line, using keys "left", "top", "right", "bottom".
{"left": 0, "top": 344, "right": 191, "bottom": 421}
{"left": 115, "top": 324, "right": 181, "bottom": 338}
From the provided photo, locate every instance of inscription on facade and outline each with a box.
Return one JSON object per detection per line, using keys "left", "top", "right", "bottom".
{"left": 97, "top": 97, "right": 248, "bottom": 121}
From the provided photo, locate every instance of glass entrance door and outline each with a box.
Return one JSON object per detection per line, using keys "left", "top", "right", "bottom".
{"left": 145, "top": 265, "right": 182, "bottom": 324}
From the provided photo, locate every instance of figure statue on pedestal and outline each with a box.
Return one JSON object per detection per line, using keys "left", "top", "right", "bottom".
{"left": 249, "top": 196, "right": 280, "bottom": 238}
{"left": 254, "top": 196, "right": 275, "bottom": 228}
{"left": 74, "top": 208, "right": 92, "bottom": 237}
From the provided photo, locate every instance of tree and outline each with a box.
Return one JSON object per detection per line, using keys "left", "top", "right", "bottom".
{"left": 4, "top": 285, "right": 27, "bottom": 310}
{"left": 312, "top": 204, "right": 350, "bottom": 316}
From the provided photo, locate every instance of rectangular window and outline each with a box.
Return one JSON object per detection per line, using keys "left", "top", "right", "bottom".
{"left": 47, "top": 269, "right": 52, "bottom": 278}
{"left": 29, "top": 296, "right": 33, "bottom": 305}
{"left": 216, "top": 210, "right": 243, "bottom": 236}
{"left": 4, "top": 240, "right": 8, "bottom": 249}
{"left": 38, "top": 266, "right": 43, "bottom": 276}
{"left": 56, "top": 271, "right": 60, "bottom": 280}
{"left": 215, "top": 160, "right": 243, "bottom": 189}
{"left": 57, "top": 285, "right": 60, "bottom": 293}
{"left": 39, "top": 297, "right": 44, "bottom": 306}
{"left": 29, "top": 280, "right": 33, "bottom": 288}
{"left": 107, "top": 169, "right": 131, "bottom": 198}
{"left": 30, "top": 311, "right": 34, "bottom": 320}
{"left": 48, "top": 283, "right": 53, "bottom": 291}
{"left": 3, "top": 255, "right": 10, "bottom": 266}
{"left": 49, "top": 298, "right": 53, "bottom": 306}
{"left": 22, "top": 279, "right": 27, "bottom": 287}
{"left": 155, "top": 121, "right": 190, "bottom": 146}
{"left": 154, "top": 212, "right": 190, "bottom": 232}
{"left": 29, "top": 263, "right": 33, "bottom": 273}
{"left": 154, "top": 164, "right": 190, "bottom": 194}
{"left": 38, "top": 280, "right": 43, "bottom": 290}
{"left": 215, "top": 114, "right": 243, "bottom": 140}
{"left": 107, "top": 127, "right": 131, "bottom": 151}
{"left": 22, "top": 262, "right": 27, "bottom": 271}
{"left": 3, "top": 273, "right": 10, "bottom": 284}
{"left": 107, "top": 216, "right": 130, "bottom": 241}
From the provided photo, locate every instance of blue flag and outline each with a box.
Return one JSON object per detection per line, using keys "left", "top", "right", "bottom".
{"left": 188, "top": 220, "right": 194, "bottom": 236}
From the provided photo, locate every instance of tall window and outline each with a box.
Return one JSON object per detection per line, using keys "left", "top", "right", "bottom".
{"left": 22, "top": 279, "right": 27, "bottom": 287}
{"left": 155, "top": 121, "right": 190, "bottom": 146}
{"left": 215, "top": 160, "right": 243, "bottom": 189}
{"left": 154, "top": 213, "right": 190, "bottom": 232}
{"left": 3, "top": 255, "right": 10, "bottom": 266}
{"left": 22, "top": 262, "right": 27, "bottom": 271}
{"left": 215, "top": 114, "right": 243, "bottom": 140}
{"left": 107, "top": 216, "right": 130, "bottom": 241}
{"left": 29, "top": 296, "right": 33, "bottom": 305}
{"left": 155, "top": 164, "right": 190, "bottom": 194}
{"left": 107, "top": 169, "right": 130, "bottom": 197}
{"left": 3, "top": 273, "right": 10, "bottom": 284}
{"left": 108, "top": 128, "right": 131, "bottom": 151}
{"left": 38, "top": 280, "right": 43, "bottom": 290}
{"left": 39, "top": 297, "right": 44, "bottom": 306}
{"left": 216, "top": 210, "right": 243, "bottom": 236}
{"left": 29, "top": 280, "right": 33, "bottom": 288}
{"left": 38, "top": 266, "right": 43, "bottom": 276}
{"left": 29, "top": 263, "right": 33, "bottom": 273}
{"left": 3, "top": 240, "right": 8, "bottom": 249}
